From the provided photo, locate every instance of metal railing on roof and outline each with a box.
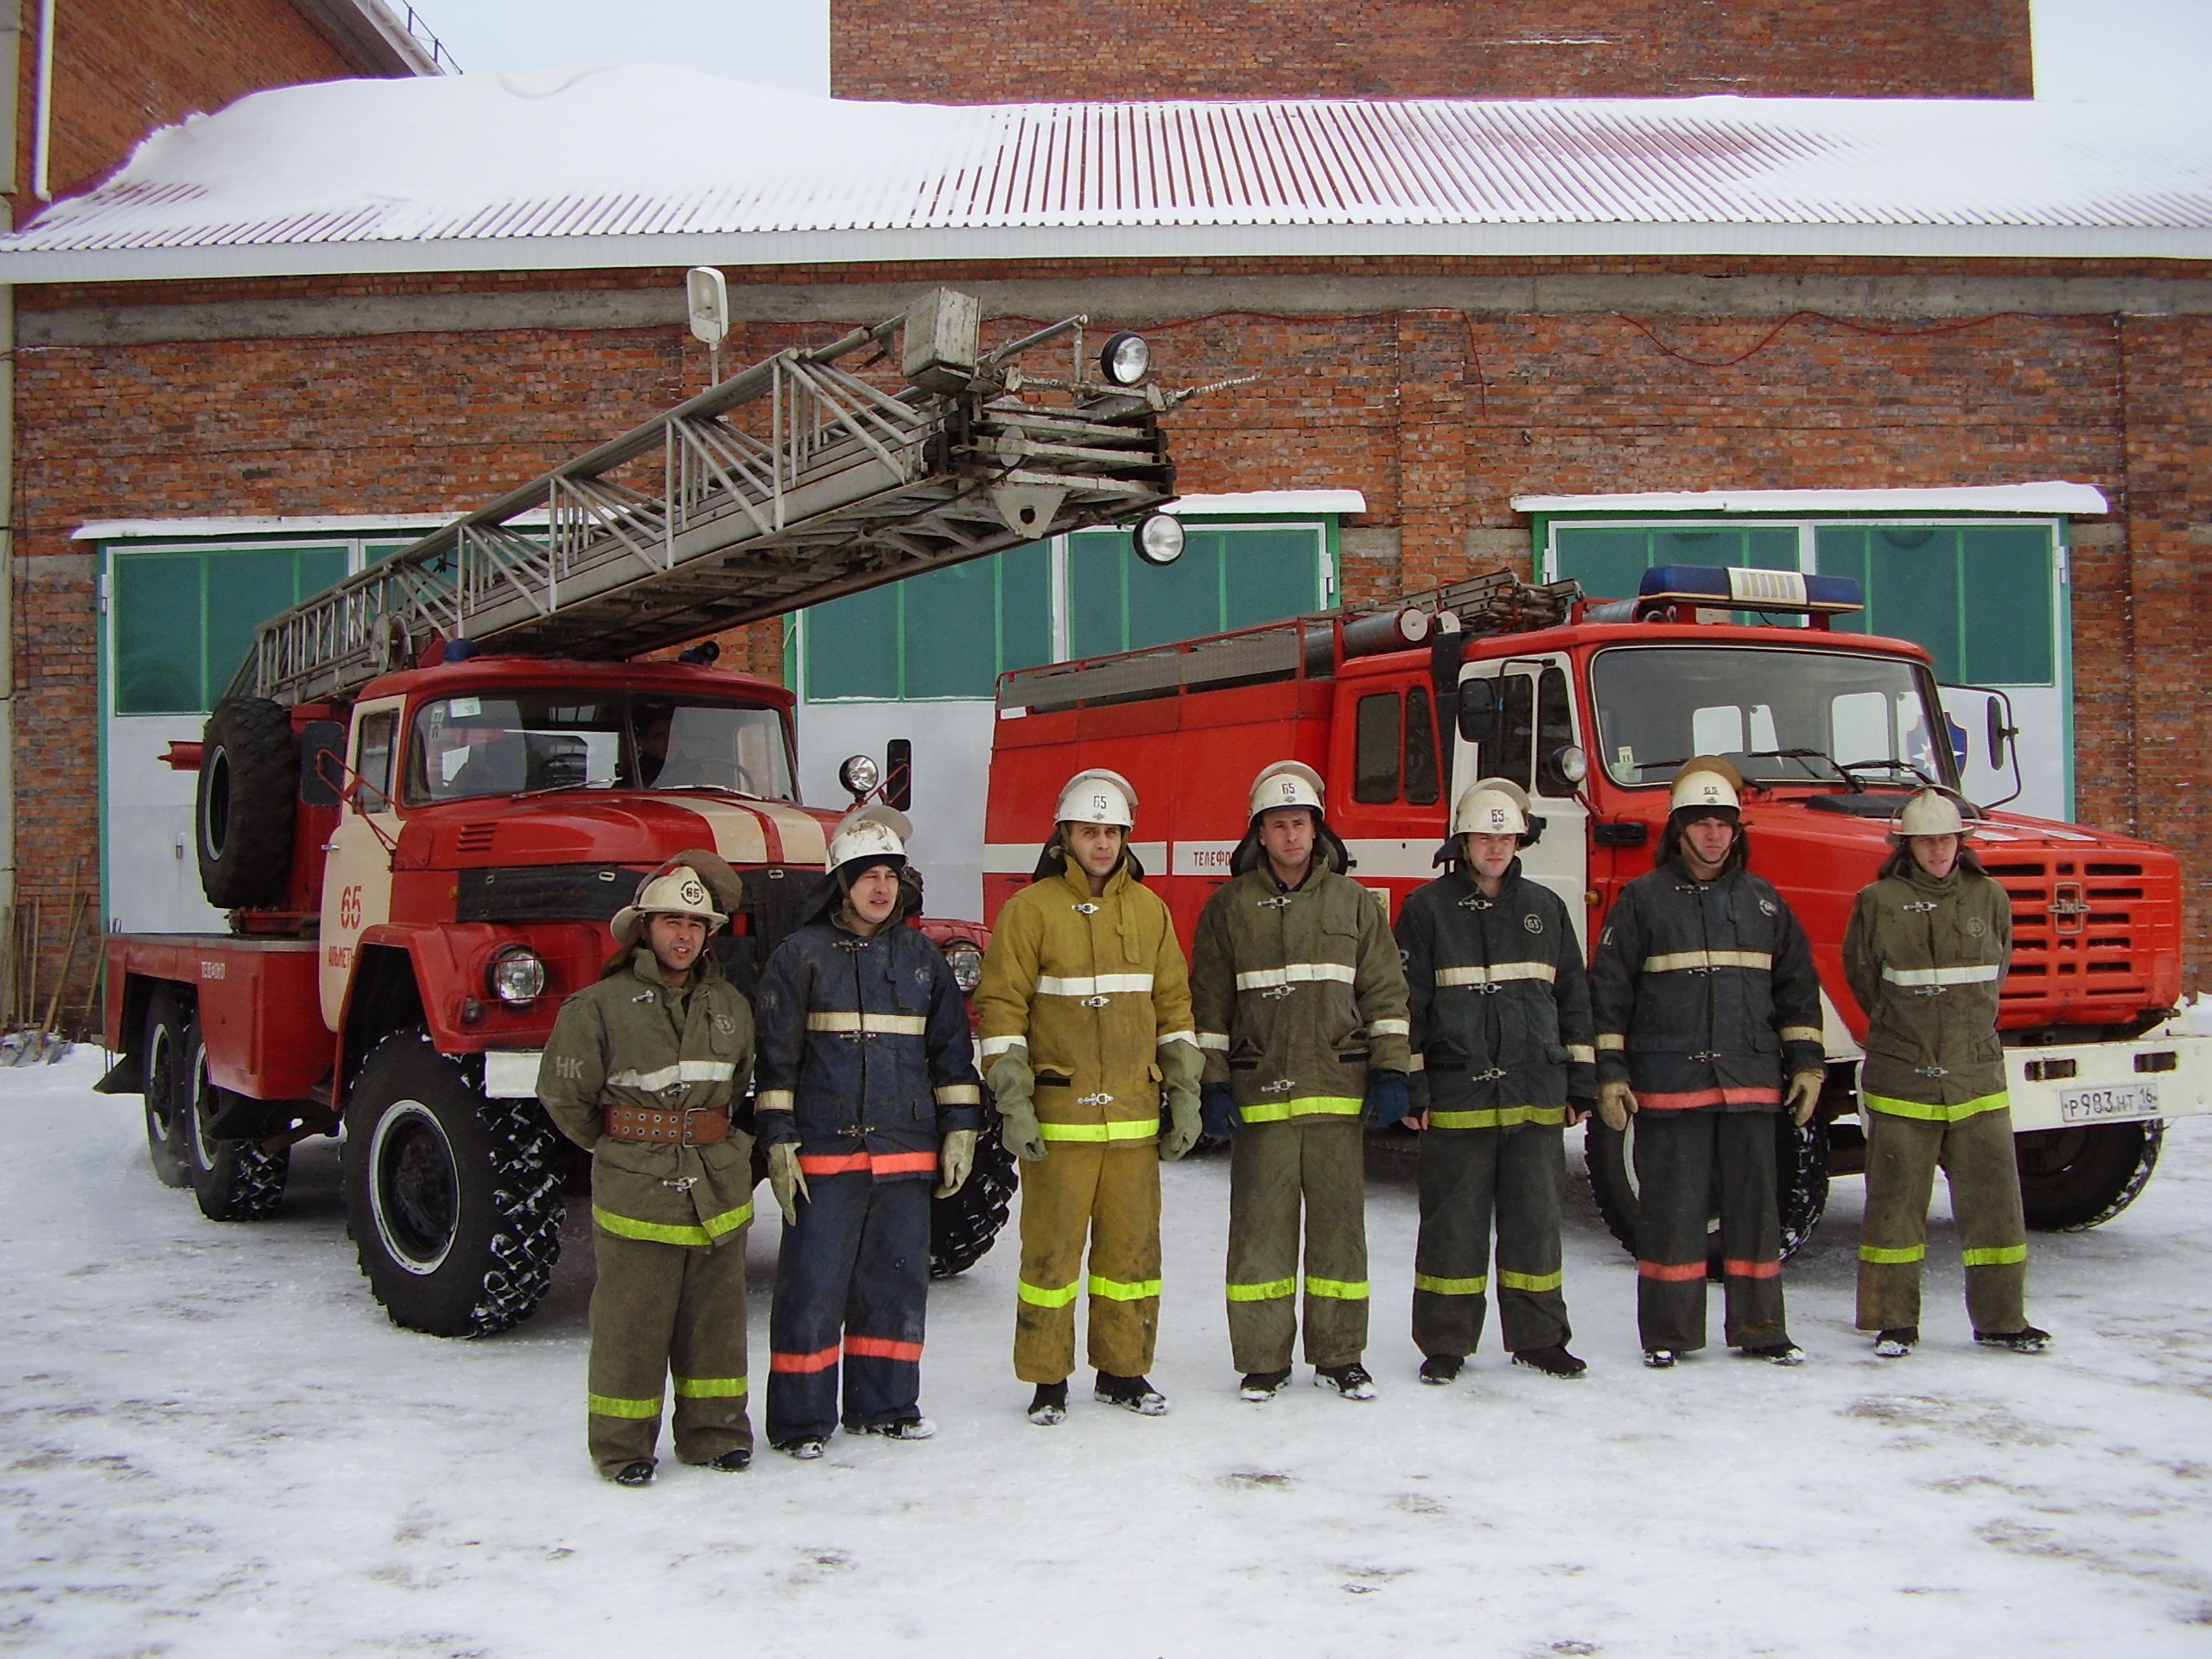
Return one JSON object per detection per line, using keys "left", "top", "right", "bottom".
{"left": 392, "top": 3, "right": 460, "bottom": 73}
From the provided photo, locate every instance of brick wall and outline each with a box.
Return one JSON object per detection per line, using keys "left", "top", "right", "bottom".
{"left": 830, "top": 0, "right": 2031, "bottom": 104}
{"left": 13, "top": 255, "right": 2205, "bottom": 988}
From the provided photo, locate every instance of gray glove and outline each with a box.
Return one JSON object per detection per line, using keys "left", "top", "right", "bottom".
{"left": 766, "top": 1141, "right": 810, "bottom": 1226}
{"left": 1597, "top": 1079, "right": 1637, "bottom": 1134}
{"left": 1785, "top": 1069, "right": 1824, "bottom": 1128}
{"left": 988, "top": 1049, "right": 1048, "bottom": 1163}
{"left": 936, "top": 1128, "right": 976, "bottom": 1198}
{"left": 1158, "top": 1038, "right": 1205, "bottom": 1161}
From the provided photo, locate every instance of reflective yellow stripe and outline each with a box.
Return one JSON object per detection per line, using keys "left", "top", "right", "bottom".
{"left": 1236, "top": 962, "right": 1357, "bottom": 991}
{"left": 1367, "top": 1018, "right": 1411, "bottom": 1037}
{"left": 1566, "top": 1045, "right": 1596, "bottom": 1065}
{"left": 1642, "top": 950, "right": 1771, "bottom": 974}
{"left": 1865, "top": 1091, "right": 2010, "bottom": 1123}
{"left": 1018, "top": 1278, "right": 1081, "bottom": 1308}
{"left": 1414, "top": 1272, "right": 1488, "bottom": 1295}
{"left": 1088, "top": 1274, "right": 1162, "bottom": 1301}
{"left": 1778, "top": 1026, "right": 1824, "bottom": 1044}
{"left": 1225, "top": 1277, "right": 1296, "bottom": 1301}
{"left": 1596, "top": 1033, "right": 1626, "bottom": 1051}
{"left": 1859, "top": 1243, "right": 1926, "bottom": 1263}
{"left": 1883, "top": 963, "right": 2002, "bottom": 987}
{"left": 1037, "top": 973, "right": 1156, "bottom": 996}
{"left": 1304, "top": 1275, "right": 1370, "bottom": 1300}
{"left": 1038, "top": 1118, "right": 1158, "bottom": 1141}
{"left": 1961, "top": 1244, "right": 2027, "bottom": 1267}
{"left": 1498, "top": 1268, "right": 1563, "bottom": 1293}
{"left": 588, "top": 1392, "right": 662, "bottom": 1419}
{"left": 1435, "top": 962, "right": 1557, "bottom": 988}
{"left": 807, "top": 1012, "right": 928, "bottom": 1035}
{"left": 979, "top": 1033, "right": 1025, "bottom": 1059}
{"left": 1238, "top": 1095, "right": 1362, "bottom": 1123}
{"left": 672, "top": 1375, "right": 749, "bottom": 1398}
{"left": 592, "top": 1200, "right": 753, "bottom": 1247}
{"left": 1428, "top": 1105, "right": 1567, "bottom": 1130}
{"left": 755, "top": 1090, "right": 794, "bottom": 1112}
{"left": 605, "top": 1059, "right": 737, "bottom": 1090}
{"left": 934, "top": 1084, "right": 981, "bottom": 1105}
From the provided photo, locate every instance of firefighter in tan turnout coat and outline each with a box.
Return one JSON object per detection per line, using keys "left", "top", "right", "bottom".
{"left": 975, "top": 770, "right": 1203, "bottom": 1424}
{"left": 1191, "top": 761, "right": 1413, "bottom": 1402}
{"left": 538, "top": 861, "right": 756, "bottom": 1486}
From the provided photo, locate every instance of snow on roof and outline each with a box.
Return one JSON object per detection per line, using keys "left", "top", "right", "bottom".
{"left": 1160, "top": 491, "right": 1366, "bottom": 518}
{"left": 1511, "top": 483, "right": 2111, "bottom": 516}
{"left": 5, "top": 67, "right": 2212, "bottom": 282}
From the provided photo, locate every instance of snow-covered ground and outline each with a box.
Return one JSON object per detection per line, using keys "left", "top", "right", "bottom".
{"left": 7, "top": 1052, "right": 2212, "bottom": 1657}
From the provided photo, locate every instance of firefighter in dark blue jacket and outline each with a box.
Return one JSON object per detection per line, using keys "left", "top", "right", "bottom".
{"left": 753, "top": 805, "right": 983, "bottom": 1458}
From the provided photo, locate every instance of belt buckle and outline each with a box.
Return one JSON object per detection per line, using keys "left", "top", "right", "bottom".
{"left": 1081, "top": 995, "right": 1109, "bottom": 1008}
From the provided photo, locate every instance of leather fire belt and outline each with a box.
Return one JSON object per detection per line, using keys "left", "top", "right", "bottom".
{"left": 603, "top": 1103, "right": 732, "bottom": 1146}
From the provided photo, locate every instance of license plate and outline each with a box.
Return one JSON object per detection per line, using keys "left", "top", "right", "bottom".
{"left": 2058, "top": 1084, "right": 2160, "bottom": 1124}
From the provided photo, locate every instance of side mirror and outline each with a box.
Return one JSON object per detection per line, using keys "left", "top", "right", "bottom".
{"left": 1456, "top": 678, "right": 1496, "bottom": 743}
{"left": 1985, "top": 698, "right": 2010, "bottom": 768}
{"left": 884, "top": 738, "right": 913, "bottom": 812}
{"left": 299, "top": 721, "right": 346, "bottom": 807}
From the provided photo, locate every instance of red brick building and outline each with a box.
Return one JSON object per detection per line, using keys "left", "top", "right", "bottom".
{"left": 0, "top": 3, "right": 2206, "bottom": 997}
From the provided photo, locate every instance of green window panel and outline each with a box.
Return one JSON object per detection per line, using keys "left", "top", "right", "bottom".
{"left": 1816, "top": 524, "right": 2054, "bottom": 687}
{"left": 1554, "top": 523, "right": 1797, "bottom": 605}
{"left": 1068, "top": 525, "right": 1323, "bottom": 658}
{"left": 111, "top": 543, "right": 350, "bottom": 715}
{"left": 804, "top": 540, "right": 1052, "bottom": 701}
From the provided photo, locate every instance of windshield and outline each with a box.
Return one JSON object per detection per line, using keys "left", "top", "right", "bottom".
{"left": 404, "top": 690, "right": 796, "bottom": 806}
{"left": 1588, "top": 645, "right": 1957, "bottom": 791}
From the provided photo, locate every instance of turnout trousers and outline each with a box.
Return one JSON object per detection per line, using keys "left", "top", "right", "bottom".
{"left": 1857, "top": 1104, "right": 2028, "bottom": 1334}
{"left": 586, "top": 1224, "right": 753, "bottom": 1478}
{"left": 1632, "top": 1109, "right": 1789, "bottom": 1354}
{"left": 1413, "top": 1124, "right": 1571, "bottom": 1358}
{"left": 766, "top": 1171, "right": 931, "bottom": 1444}
{"left": 1014, "top": 1142, "right": 1161, "bottom": 1383}
{"left": 1227, "top": 1117, "right": 1369, "bottom": 1373}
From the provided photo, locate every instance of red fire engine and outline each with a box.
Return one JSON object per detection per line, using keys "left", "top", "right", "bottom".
{"left": 984, "top": 566, "right": 2209, "bottom": 1251}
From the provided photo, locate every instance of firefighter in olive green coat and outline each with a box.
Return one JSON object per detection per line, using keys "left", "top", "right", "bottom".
{"left": 1191, "top": 761, "right": 1413, "bottom": 1403}
{"left": 539, "top": 862, "right": 757, "bottom": 1486}
{"left": 1844, "top": 789, "right": 2048, "bottom": 1358}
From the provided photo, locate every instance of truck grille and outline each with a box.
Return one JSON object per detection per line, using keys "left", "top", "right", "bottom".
{"left": 1985, "top": 857, "right": 2151, "bottom": 1015}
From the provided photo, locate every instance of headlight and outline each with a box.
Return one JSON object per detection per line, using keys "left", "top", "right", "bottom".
{"left": 838, "top": 753, "right": 880, "bottom": 799}
{"left": 487, "top": 945, "right": 548, "bottom": 1006}
{"left": 1133, "top": 512, "right": 1185, "bottom": 568}
{"left": 1098, "top": 330, "right": 1150, "bottom": 386}
{"left": 943, "top": 938, "right": 984, "bottom": 995}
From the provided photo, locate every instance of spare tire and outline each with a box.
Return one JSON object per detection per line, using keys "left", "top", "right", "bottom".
{"left": 197, "top": 697, "right": 297, "bottom": 908}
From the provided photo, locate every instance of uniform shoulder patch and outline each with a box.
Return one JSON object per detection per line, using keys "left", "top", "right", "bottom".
{"left": 1966, "top": 916, "right": 1987, "bottom": 937}
{"left": 1758, "top": 898, "right": 1779, "bottom": 917}
{"left": 1522, "top": 912, "right": 1543, "bottom": 934}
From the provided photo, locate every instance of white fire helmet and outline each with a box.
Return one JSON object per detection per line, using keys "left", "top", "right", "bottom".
{"left": 826, "top": 804, "right": 913, "bottom": 875}
{"left": 1452, "top": 777, "right": 1532, "bottom": 838}
{"left": 1892, "top": 789, "right": 1969, "bottom": 838}
{"left": 1669, "top": 757, "right": 1744, "bottom": 816}
{"left": 1055, "top": 769, "right": 1137, "bottom": 830}
{"left": 1249, "top": 760, "right": 1326, "bottom": 822}
{"left": 612, "top": 863, "right": 727, "bottom": 946}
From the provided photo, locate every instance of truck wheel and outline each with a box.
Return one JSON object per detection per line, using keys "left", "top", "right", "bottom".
{"left": 196, "top": 697, "right": 297, "bottom": 909}
{"left": 2017, "top": 1120, "right": 2163, "bottom": 1231}
{"left": 181, "top": 1020, "right": 289, "bottom": 1221}
{"left": 930, "top": 1109, "right": 1017, "bottom": 1280}
{"left": 141, "top": 989, "right": 192, "bottom": 1188}
{"left": 1583, "top": 1115, "right": 1830, "bottom": 1268}
{"left": 342, "top": 1029, "right": 565, "bottom": 1337}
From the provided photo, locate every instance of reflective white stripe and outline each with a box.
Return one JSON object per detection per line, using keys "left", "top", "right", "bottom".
{"left": 1235, "top": 962, "right": 1357, "bottom": 991}
{"left": 807, "top": 1012, "right": 929, "bottom": 1034}
{"left": 1642, "top": 950, "right": 1772, "bottom": 974}
{"left": 1036, "top": 973, "right": 1157, "bottom": 997}
{"left": 1882, "top": 963, "right": 2002, "bottom": 987}
{"left": 1195, "top": 1032, "right": 1231, "bottom": 1052}
{"left": 1434, "top": 962, "right": 1557, "bottom": 988}
{"left": 1778, "top": 1025, "right": 1825, "bottom": 1044}
{"left": 606, "top": 1060, "right": 738, "bottom": 1090}
{"left": 1367, "top": 1018, "right": 1410, "bottom": 1037}
{"left": 979, "top": 1033, "right": 1025, "bottom": 1059}
{"left": 1566, "top": 1045, "right": 1596, "bottom": 1065}
{"left": 756, "top": 1090, "right": 794, "bottom": 1111}
{"left": 1156, "top": 1030, "right": 1197, "bottom": 1048}
{"left": 934, "top": 1084, "right": 982, "bottom": 1105}
{"left": 1596, "top": 1033, "right": 1626, "bottom": 1051}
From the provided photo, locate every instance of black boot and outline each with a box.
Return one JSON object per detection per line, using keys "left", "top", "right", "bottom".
{"left": 1094, "top": 1371, "right": 1169, "bottom": 1416}
{"left": 1238, "top": 1368, "right": 1292, "bottom": 1402}
{"left": 1974, "top": 1325, "right": 2051, "bottom": 1354}
{"left": 1418, "top": 1354, "right": 1463, "bottom": 1386}
{"left": 611, "top": 1459, "right": 655, "bottom": 1487}
{"left": 1511, "top": 1344, "right": 1588, "bottom": 1379}
{"left": 1027, "top": 1381, "right": 1069, "bottom": 1425}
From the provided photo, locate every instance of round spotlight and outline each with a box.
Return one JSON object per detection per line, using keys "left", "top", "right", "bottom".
{"left": 837, "top": 753, "right": 880, "bottom": 800}
{"left": 1133, "top": 512, "right": 1185, "bottom": 568}
{"left": 1098, "top": 331, "right": 1151, "bottom": 387}
{"left": 486, "top": 944, "right": 548, "bottom": 1007}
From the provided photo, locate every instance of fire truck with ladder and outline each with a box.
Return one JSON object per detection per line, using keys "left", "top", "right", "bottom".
{"left": 983, "top": 564, "right": 2210, "bottom": 1256}
{"left": 99, "top": 289, "right": 1202, "bottom": 1338}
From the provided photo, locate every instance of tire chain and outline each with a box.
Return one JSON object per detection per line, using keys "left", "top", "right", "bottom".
{"left": 212, "top": 1141, "right": 290, "bottom": 1222}
{"left": 929, "top": 1109, "right": 1017, "bottom": 1280}
{"left": 2053, "top": 1120, "right": 2164, "bottom": 1233}
{"left": 465, "top": 1093, "right": 567, "bottom": 1336}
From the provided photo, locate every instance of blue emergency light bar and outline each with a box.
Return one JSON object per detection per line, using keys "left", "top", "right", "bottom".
{"left": 1638, "top": 564, "right": 1865, "bottom": 614}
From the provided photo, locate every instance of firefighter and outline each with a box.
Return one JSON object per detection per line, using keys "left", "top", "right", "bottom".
{"left": 974, "top": 769, "right": 1201, "bottom": 1425}
{"left": 1589, "top": 759, "right": 1826, "bottom": 1369}
{"left": 1844, "top": 789, "right": 2048, "bottom": 1358}
{"left": 753, "top": 805, "right": 983, "bottom": 1458}
{"left": 1396, "top": 778, "right": 1595, "bottom": 1383}
{"left": 1191, "top": 760, "right": 1413, "bottom": 1402}
{"left": 537, "top": 861, "right": 757, "bottom": 1487}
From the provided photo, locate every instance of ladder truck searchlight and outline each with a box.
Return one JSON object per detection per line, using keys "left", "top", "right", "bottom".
{"left": 102, "top": 291, "right": 1205, "bottom": 1338}
{"left": 984, "top": 563, "right": 2209, "bottom": 1255}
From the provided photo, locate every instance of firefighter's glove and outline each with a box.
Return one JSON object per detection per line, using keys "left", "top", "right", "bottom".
{"left": 1157, "top": 1039, "right": 1205, "bottom": 1161}
{"left": 1200, "top": 1082, "right": 1240, "bottom": 1140}
{"left": 936, "top": 1129, "right": 976, "bottom": 1198}
{"left": 1785, "top": 1069, "right": 1824, "bottom": 1128}
{"left": 1362, "top": 1070, "right": 1412, "bottom": 1128}
{"left": 1597, "top": 1080, "right": 1637, "bottom": 1133}
{"left": 988, "top": 1051, "right": 1048, "bottom": 1162}
{"left": 766, "top": 1141, "right": 810, "bottom": 1227}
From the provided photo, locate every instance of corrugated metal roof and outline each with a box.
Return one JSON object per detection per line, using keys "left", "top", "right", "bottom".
{"left": 4, "top": 65, "right": 2210, "bottom": 281}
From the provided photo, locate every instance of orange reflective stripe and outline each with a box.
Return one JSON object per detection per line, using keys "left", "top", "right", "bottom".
{"left": 770, "top": 1344, "right": 841, "bottom": 1374}
{"left": 798, "top": 1152, "right": 872, "bottom": 1176}
{"left": 1635, "top": 1086, "right": 1781, "bottom": 1111}
{"left": 1723, "top": 1257, "right": 1782, "bottom": 1280}
{"left": 844, "top": 1335, "right": 924, "bottom": 1363}
{"left": 870, "top": 1150, "right": 938, "bottom": 1176}
{"left": 1637, "top": 1260, "right": 1707, "bottom": 1282}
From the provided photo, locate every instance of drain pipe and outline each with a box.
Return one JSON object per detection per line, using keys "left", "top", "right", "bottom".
{"left": 1, "top": 0, "right": 25, "bottom": 942}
